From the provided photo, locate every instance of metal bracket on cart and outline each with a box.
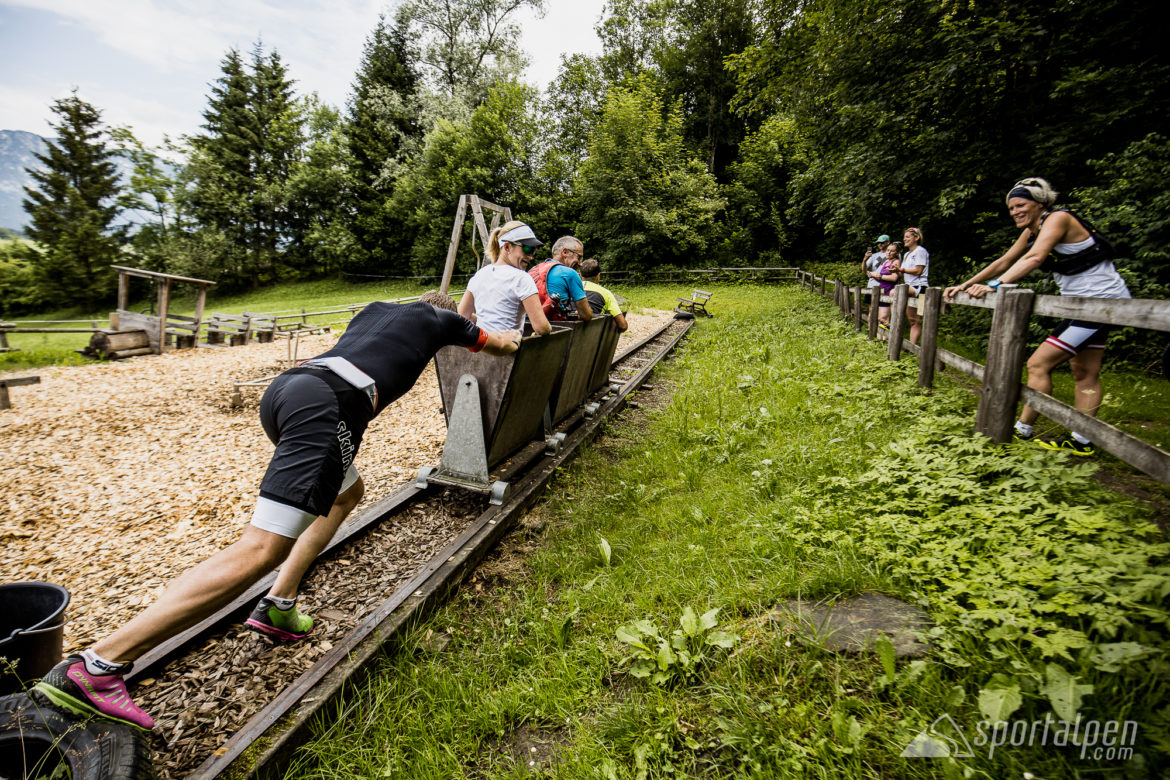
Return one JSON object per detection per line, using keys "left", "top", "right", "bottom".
{"left": 415, "top": 373, "right": 511, "bottom": 505}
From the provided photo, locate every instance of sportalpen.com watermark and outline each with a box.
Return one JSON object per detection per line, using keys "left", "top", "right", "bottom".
{"left": 902, "top": 713, "right": 1139, "bottom": 761}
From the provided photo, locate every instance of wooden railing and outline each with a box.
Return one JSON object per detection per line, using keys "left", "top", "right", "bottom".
{"left": 795, "top": 270, "right": 1170, "bottom": 485}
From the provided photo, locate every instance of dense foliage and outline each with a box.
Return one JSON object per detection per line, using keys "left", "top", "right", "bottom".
{"left": 13, "top": 0, "right": 1169, "bottom": 328}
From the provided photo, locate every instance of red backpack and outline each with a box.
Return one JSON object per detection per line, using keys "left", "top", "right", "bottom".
{"left": 528, "top": 260, "right": 574, "bottom": 320}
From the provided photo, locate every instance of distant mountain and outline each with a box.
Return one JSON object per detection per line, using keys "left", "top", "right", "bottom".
{"left": 0, "top": 129, "right": 49, "bottom": 233}
{"left": 0, "top": 129, "right": 149, "bottom": 234}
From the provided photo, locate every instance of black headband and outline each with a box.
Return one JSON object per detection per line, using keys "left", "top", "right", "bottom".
{"left": 1008, "top": 187, "right": 1037, "bottom": 202}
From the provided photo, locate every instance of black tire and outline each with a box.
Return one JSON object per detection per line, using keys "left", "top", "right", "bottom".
{"left": 0, "top": 693, "right": 153, "bottom": 780}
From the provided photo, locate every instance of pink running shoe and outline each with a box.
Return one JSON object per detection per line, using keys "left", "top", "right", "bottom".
{"left": 32, "top": 655, "right": 154, "bottom": 730}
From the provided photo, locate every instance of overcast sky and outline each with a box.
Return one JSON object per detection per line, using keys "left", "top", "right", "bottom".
{"left": 0, "top": 0, "right": 607, "bottom": 146}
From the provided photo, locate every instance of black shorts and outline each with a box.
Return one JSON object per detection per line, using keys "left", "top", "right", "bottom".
{"left": 257, "top": 366, "right": 372, "bottom": 517}
{"left": 1045, "top": 319, "right": 1111, "bottom": 356}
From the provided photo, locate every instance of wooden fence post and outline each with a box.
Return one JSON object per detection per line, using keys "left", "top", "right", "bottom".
{"left": 867, "top": 288, "right": 879, "bottom": 340}
{"left": 852, "top": 287, "right": 863, "bottom": 331}
{"left": 917, "top": 287, "right": 943, "bottom": 388}
{"left": 887, "top": 284, "right": 909, "bottom": 360}
{"left": 821, "top": 275, "right": 827, "bottom": 296}
{"left": 975, "top": 286, "right": 1035, "bottom": 442}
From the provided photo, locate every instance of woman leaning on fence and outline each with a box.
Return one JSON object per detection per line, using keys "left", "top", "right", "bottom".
{"left": 943, "top": 177, "right": 1131, "bottom": 456}
{"left": 867, "top": 241, "right": 901, "bottom": 338}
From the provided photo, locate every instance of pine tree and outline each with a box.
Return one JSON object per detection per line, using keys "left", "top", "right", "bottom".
{"left": 250, "top": 45, "right": 303, "bottom": 276}
{"left": 187, "top": 45, "right": 305, "bottom": 288}
{"left": 22, "top": 91, "right": 124, "bottom": 312}
{"left": 343, "top": 15, "right": 420, "bottom": 274}
{"left": 186, "top": 48, "right": 256, "bottom": 286}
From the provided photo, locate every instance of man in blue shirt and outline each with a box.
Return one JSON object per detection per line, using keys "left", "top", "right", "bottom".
{"left": 529, "top": 236, "right": 593, "bottom": 321}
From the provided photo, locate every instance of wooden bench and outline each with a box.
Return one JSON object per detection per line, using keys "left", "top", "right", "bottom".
{"left": 273, "top": 321, "right": 331, "bottom": 338}
{"left": 205, "top": 313, "right": 253, "bottom": 346}
{"left": 0, "top": 375, "right": 40, "bottom": 410}
{"left": 676, "top": 289, "right": 714, "bottom": 317}
{"left": 0, "top": 322, "right": 16, "bottom": 353}
{"left": 243, "top": 311, "right": 276, "bottom": 343}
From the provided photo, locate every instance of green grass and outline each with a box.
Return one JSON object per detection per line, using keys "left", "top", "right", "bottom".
{"left": 286, "top": 284, "right": 1169, "bottom": 779}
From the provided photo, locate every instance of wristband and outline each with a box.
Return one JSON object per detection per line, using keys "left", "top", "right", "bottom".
{"left": 987, "top": 278, "right": 1002, "bottom": 291}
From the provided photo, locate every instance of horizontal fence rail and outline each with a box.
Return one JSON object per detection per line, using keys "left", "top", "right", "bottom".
{"left": 796, "top": 270, "right": 1170, "bottom": 485}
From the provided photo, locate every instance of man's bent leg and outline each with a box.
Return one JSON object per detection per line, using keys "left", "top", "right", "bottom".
{"left": 34, "top": 526, "right": 293, "bottom": 728}
{"left": 248, "top": 474, "right": 364, "bottom": 642}
{"left": 269, "top": 476, "right": 365, "bottom": 601}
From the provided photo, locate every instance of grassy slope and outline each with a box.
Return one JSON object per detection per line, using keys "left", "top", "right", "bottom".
{"left": 286, "top": 285, "right": 1168, "bottom": 779}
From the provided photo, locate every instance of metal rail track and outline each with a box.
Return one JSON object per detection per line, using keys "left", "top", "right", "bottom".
{"left": 123, "top": 317, "right": 690, "bottom": 778}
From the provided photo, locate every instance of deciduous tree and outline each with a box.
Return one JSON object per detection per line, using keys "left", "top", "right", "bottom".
{"left": 575, "top": 78, "right": 724, "bottom": 271}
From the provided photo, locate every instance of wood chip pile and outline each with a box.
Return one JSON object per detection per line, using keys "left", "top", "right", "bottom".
{"left": 1, "top": 310, "right": 672, "bottom": 776}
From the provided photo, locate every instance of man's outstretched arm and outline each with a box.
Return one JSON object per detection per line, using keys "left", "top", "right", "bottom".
{"left": 481, "top": 328, "right": 523, "bottom": 356}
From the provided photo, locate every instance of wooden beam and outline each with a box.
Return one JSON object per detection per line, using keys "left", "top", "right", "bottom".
{"left": 439, "top": 195, "right": 468, "bottom": 294}
{"left": 468, "top": 194, "right": 491, "bottom": 259}
{"left": 937, "top": 348, "right": 985, "bottom": 382}
{"left": 1032, "top": 295, "right": 1170, "bottom": 332}
{"left": 1020, "top": 387, "right": 1170, "bottom": 483}
{"left": 110, "top": 265, "right": 216, "bottom": 286}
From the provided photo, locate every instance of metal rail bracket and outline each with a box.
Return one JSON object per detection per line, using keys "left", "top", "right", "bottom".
{"left": 417, "top": 373, "right": 510, "bottom": 505}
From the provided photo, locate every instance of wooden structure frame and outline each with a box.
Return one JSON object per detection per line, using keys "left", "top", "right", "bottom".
{"left": 110, "top": 265, "right": 216, "bottom": 353}
{"left": 439, "top": 195, "right": 513, "bottom": 294}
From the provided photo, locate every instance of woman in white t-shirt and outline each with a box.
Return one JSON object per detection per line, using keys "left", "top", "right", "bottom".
{"left": 943, "top": 177, "right": 1131, "bottom": 456}
{"left": 459, "top": 221, "right": 553, "bottom": 336}
{"left": 899, "top": 226, "right": 929, "bottom": 346}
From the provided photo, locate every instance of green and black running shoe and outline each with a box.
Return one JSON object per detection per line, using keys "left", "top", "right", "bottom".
{"left": 1037, "top": 435, "right": 1095, "bottom": 456}
{"left": 246, "top": 597, "right": 313, "bottom": 641}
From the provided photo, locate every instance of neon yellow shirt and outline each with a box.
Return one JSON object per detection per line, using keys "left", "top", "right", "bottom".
{"left": 583, "top": 280, "right": 622, "bottom": 317}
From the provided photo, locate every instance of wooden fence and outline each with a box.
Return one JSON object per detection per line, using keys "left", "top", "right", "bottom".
{"left": 795, "top": 271, "right": 1170, "bottom": 485}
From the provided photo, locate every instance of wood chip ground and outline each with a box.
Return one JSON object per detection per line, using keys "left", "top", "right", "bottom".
{"left": 1, "top": 310, "right": 671, "bottom": 777}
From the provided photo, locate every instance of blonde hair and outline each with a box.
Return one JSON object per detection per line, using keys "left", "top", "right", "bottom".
{"left": 1006, "top": 177, "right": 1058, "bottom": 208}
{"left": 487, "top": 220, "right": 528, "bottom": 262}
{"left": 905, "top": 226, "right": 924, "bottom": 244}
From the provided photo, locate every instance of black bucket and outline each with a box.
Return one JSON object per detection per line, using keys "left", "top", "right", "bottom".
{"left": 0, "top": 582, "right": 70, "bottom": 695}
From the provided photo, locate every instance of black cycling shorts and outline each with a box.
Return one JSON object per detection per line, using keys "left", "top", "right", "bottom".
{"left": 257, "top": 366, "right": 372, "bottom": 517}
{"left": 1045, "top": 319, "right": 1111, "bottom": 356}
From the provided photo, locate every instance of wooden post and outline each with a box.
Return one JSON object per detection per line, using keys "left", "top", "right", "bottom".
{"left": 439, "top": 195, "right": 469, "bottom": 294}
{"left": 117, "top": 271, "right": 129, "bottom": 312}
{"left": 156, "top": 279, "right": 171, "bottom": 353}
{"left": 193, "top": 285, "right": 207, "bottom": 343}
{"left": 867, "top": 288, "right": 879, "bottom": 340}
{"left": 852, "top": 286, "right": 863, "bottom": 331}
{"left": 820, "top": 275, "right": 827, "bottom": 296}
{"left": 469, "top": 195, "right": 491, "bottom": 257}
{"left": 917, "top": 287, "right": 943, "bottom": 388}
{"left": 887, "top": 284, "right": 909, "bottom": 360}
{"left": 976, "top": 286, "right": 1035, "bottom": 442}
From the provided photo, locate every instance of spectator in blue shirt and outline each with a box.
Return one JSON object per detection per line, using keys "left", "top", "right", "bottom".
{"left": 529, "top": 236, "right": 593, "bottom": 321}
